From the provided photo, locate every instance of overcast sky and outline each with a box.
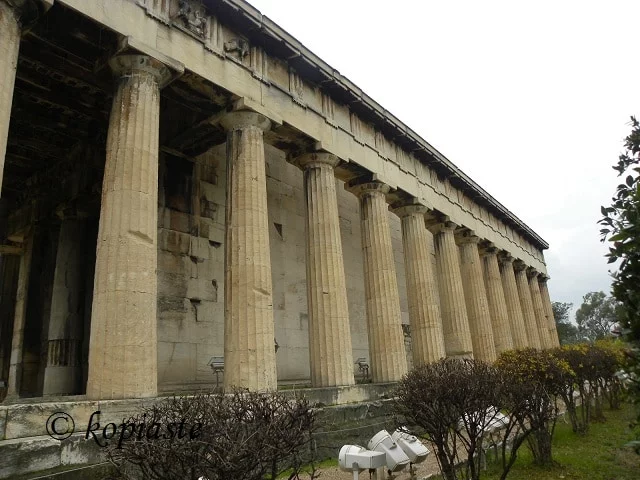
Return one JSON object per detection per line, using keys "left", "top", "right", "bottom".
{"left": 248, "top": 0, "right": 640, "bottom": 317}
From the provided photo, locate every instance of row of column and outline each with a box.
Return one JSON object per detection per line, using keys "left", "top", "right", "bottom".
{"left": 0, "top": 13, "right": 559, "bottom": 398}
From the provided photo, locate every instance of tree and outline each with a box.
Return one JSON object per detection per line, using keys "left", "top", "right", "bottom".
{"left": 575, "top": 291, "right": 621, "bottom": 341}
{"left": 599, "top": 115, "right": 640, "bottom": 452}
{"left": 552, "top": 301, "right": 580, "bottom": 345}
{"left": 599, "top": 116, "right": 640, "bottom": 342}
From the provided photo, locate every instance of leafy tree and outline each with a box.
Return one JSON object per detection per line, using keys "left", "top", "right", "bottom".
{"left": 552, "top": 301, "right": 580, "bottom": 345}
{"left": 599, "top": 115, "right": 640, "bottom": 451}
{"left": 575, "top": 291, "right": 621, "bottom": 341}
{"left": 600, "top": 116, "right": 640, "bottom": 342}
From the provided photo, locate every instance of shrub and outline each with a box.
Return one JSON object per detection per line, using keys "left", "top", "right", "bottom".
{"left": 495, "top": 348, "right": 574, "bottom": 466}
{"left": 105, "top": 390, "right": 317, "bottom": 480}
{"left": 394, "top": 358, "right": 505, "bottom": 480}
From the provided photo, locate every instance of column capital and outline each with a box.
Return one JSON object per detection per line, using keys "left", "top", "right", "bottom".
{"left": 456, "top": 229, "right": 480, "bottom": 245}
{"left": 426, "top": 220, "right": 458, "bottom": 236}
{"left": 526, "top": 267, "right": 539, "bottom": 279}
{"left": 498, "top": 252, "right": 514, "bottom": 266}
{"left": 220, "top": 110, "right": 272, "bottom": 132}
{"left": 346, "top": 179, "right": 390, "bottom": 198}
{"left": 479, "top": 241, "right": 498, "bottom": 257}
{"left": 109, "top": 54, "right": 173, "bottom": 87}
{"left": 513, "top": 259, "right": 528, "bottom": 272}
{"left": 54, "top": 203, "right": 90, "bottom": 221}
{"left": 293, "top": 151, "right": 341, "bottom": 170}
{"left": 390, "top": 202, "right": 429, "bottom": 218}
{"left": 539, "top": 273, "right": 550, "bottom": 282}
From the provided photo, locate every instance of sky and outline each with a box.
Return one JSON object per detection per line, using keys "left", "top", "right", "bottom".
{"left": 247, "top": 0, "right": 640, "bottom": 318}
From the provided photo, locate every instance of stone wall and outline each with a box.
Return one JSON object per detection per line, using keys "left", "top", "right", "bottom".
{"left": 156, "top": 144, "right": 411, "bottom": 390}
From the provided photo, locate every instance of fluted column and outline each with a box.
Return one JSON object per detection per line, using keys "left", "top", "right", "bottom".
{"left": 0, "top": 1, "right": 21, "bottom": 195}
{"left": 539, "top": 275, "right": 560, "bottom": 346}
{"left": 391, "top": 203, "right": 445, "bottom": 365}
{"left": 0, "top": 0, "right": 43, "bottom": 195}
{"left": 4, "top": 228, "right": 34, "bottom": 399}
{"left": 499, "top": 255, "right": 528, "bottom": 349}
{"left": 528, "top": 268, "right": 552, "bottom": 349}
{"left": 481, "top": 248, "right": 513, "bottom": 354}
{"left": 347, "top": 181, "right": 407, "bottom": 382}
{"left": 221, "top": 110, "right": 277, "bottom": 392}
{"left": 429, "top": 221, "right": 473, "bottom": 358}
{"left": 458, "top": 233, "right": 496, "bottom": 362}
{"left": 86, "top": 55, "right": 170, "bottom": 400}
{"left": 514, "top": 261, "right": 541, "bottom": 349}
{"left": 295, "top": 152, "right": 354, "bottom": 387}
{"left": 43, "top": 214, "right": 87, "bottom": 395}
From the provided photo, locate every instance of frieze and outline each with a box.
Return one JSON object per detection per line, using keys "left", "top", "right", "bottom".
{"left": 175, "top": 0, "right": 207, "bottom": 38}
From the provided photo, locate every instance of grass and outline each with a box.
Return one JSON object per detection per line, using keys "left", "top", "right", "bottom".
{"left": 481, "top": 402, "right": 639, "bottom": 480}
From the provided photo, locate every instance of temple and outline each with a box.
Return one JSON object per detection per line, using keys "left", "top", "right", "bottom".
{"left": 0, "top": 0, "right": 558, "bottom": 477}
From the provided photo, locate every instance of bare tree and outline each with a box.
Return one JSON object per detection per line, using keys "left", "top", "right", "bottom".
{"left": 105, "top": 390, "right": 318, "bottom": 480}
{"left": 394, "top": 358, "right": 505, "bottom": 480}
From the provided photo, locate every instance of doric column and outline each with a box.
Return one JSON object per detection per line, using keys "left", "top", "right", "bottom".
{"left": 0, "top": 1, "right": 21, "bottom": 196}
{"left": 0, "top": 0, "right": 43, "bottom": 195}
{"left": 391, "top": 203, "right": 445, "bottom": 365}
{"left": 43, "top": 213, "right": 87, "bottom": 395}
{"left": 457, "top": 232, "right": 496, "bottom": 362}
{"left": 528, "top": 268, "right": 552, "bottom": 349}
{"left": 499, "top": 255, "right": 528, "bottom": 349}
{"left": 539, "top": 275, "right": 560, "bottom": 346}
{"left": 428, "top": 221, "right": 473, "bottom": 358}
{"left": 294, "top": 152, "right": 354, "bottom": 387}
{"left": 514, "top": 260, "right": 541, "bottom": 349}
{"left": 86, "top": 55, "right": 170, "bottom": 400}
{"left": 481, "top": 247, "right": 514, "bottom": 354}
{"left": 4, "top": 227, "right": 34, "bottom": 399}
{"left": 221, "top": 110, "right": 277, "bottom": 392}
{"left": 347, "top": 180, "right": 407, "bottom": 382}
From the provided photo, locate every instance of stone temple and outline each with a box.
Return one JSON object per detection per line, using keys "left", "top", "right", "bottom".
{"left": 0, "top": 0, "right": 559, "bottom": 477}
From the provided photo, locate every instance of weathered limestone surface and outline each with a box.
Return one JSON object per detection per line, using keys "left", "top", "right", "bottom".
{"left": 43, "top": 218, "right": 86, "bottom": 395}
{"left": 86, "top": 55, "right": 170, "bottom": 400}
{"left": 5, "top": 229, "right": 34, "bottom": 398}
{"left": 514, "top": 261, "right": 541, "bottom": 349}
{"left": 458, "top": 234, "right": 497, "bottom": 362}
{"left": 529, "top": 269, "right": 552, "bottom": 349}
{"left": 348, "top": 181, "right": 407, "bottom": 382}
{"left": 295, "top": 152, "right": 354, "bottom": 387}
{"left": 539, "top": 276, "right": 560, "bottom": 347}
{"left": 499, "top": 256, "right": 529, "bottom": 349}
{"left": 221, "top": 110, "right": 277, "bottom": 392}
{"left": 392, "top": 203, "right": 446, "bottom": 365}
{"left": 430, "top": 222, "right": 473, "bottom": 358}
{"left": 482, "top": 249, "right": 514, "bottom": 354}
{"left": 0, "top": 1, "right": 21, "bottom": 195}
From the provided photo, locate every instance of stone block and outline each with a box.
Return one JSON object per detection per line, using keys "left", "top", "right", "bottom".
{"left": 167, "top": 209, "right": 192, "bottom": 234}
{"left": 0, "top": 436, "right": 62, "bottom": 478}
{"left": 158, "top": 229, "right": 191, "bottom": 255}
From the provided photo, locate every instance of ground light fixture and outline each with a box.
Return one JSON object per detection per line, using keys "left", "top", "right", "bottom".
{"left": 338, "top": 444, "right": 387, "bottom": 480}
{"left": 391, "top": 428, "right": 429, "bottom": 478}
{"left": 368, "top": 430, "right": 411, "bottom": 474}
